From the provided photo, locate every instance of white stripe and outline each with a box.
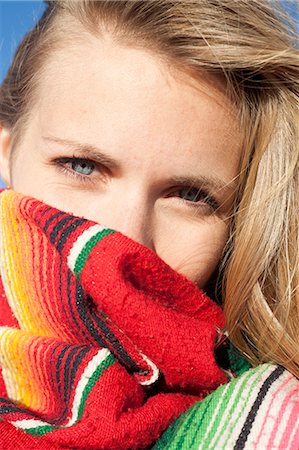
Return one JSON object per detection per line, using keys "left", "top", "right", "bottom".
{"left": 287, "top": 403, "right": 299, "bottom": 450}
{"left": 11, "top": 348, "right": 111, "bottom": 431}
{"left": 249, "top": 369, "right": 283, "bottom": 448}
{"left": 12, "top": 419, "right": 51, "bottom": 430}
{"left": 138, "top": 352, "right": 160, "bottom": 386}
{"left": 280, "top": 385, "right": 299, "bottom": 450}
{"left": 199, "top": 364, "right": 271, "bottom": 450}
{"left": 260, "top": 371, "right": 298, "bottom": 449}
{"left": 67, "top": 348, "right": 111, "bottom": 426}
{"left": 215, "top": 365, "right": 275, "bottom": 449}
{"left": 197, "top": 381, "right": 231, "bottom": 450}
{"left": 67, "top": 224, "right": 107, "bottom": 272}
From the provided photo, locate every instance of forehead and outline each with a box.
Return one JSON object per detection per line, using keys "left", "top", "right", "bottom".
{"left": 29, "top": 36, "right": 242, "bottom": 180}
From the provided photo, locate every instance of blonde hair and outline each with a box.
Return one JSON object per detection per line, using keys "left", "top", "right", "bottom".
{"left": 0, "top": 0, "right": 298, "bottom": 375}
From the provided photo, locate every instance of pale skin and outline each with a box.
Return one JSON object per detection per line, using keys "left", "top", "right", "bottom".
{"left": 0, "top": 35, "right": 242, "bottom": 287}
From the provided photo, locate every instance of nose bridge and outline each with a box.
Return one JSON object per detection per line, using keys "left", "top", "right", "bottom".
{"left": 96, "top": 187, "right": 154, "bottom": 249}
{"left": 121, "top": 204, "right": 152, "bottom": 247}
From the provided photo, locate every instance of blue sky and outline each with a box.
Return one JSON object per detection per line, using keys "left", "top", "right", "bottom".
{"left": 0, "top": 1, "right": 46, "bottom": 187}
{"left": 0, "top": 0, "right": 298, "bottom": 187}
{"left": 0, "top": 1, "right": 46, "bottom": 83}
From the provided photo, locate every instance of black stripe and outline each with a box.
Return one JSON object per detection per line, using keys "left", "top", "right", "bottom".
{"left": 66, "top": 267, "right": 106, "bottom": 346}
{"left": 91, "top": 310, "right": 142, "bottom": 373}
{"left": 49, "top": 215, "right": 76, "bottom": 246}
{"left": 66, "top": 268, "right": 85, "bottom": 338}
{"left": 44, "top": 211, "right": 64, "bottom": 232}
{"left": 67, "top": 346, "right": 90, "bottom": 399}
{"left": 54, "top": 345, "right": 90, "bottom": 424}
{"left": 38, "top": 206, "right": 52, "bottom": 223}
{"left": 0, "top": 398, "right": 17, "bottom": 406}
{"left": 74, "top": 279, "right": 143, "bottom": 374}
{"left": 56, "top": 218, "right": 86, "bottom": 252}
{"left": 62, "top": 346, "right": 88, "bottom": 404}
{"left": 48, "top": 341, "right": 65, "bottom": 399}
{"left": 0, "top": 399, "right": 42, "bottom": 419}
{"left": 67, "top": 264, "right": 144, "bottom": 376}
{"left": 0, "top": 405, "right": 29, "bottom": 415}
{"left": 41, "top": 207, "right": 52, "bottom": 216}
{"left": 0, "top": 346, "right": 90, "bottom": 424}
{"left": 55, "top": 344, "right": 72, "bottom": 397}
{"left": 75, "top": 281, "right": 111, "bottom": 348}
{"left": 234, "top": 365, "right": 284, "bottom": 449}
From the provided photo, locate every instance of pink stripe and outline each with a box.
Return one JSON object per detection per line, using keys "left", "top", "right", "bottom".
{"left": 254, "top": 372, "right": 292, "bottom": 448}
{"left": 268, "top": 381, "right": 299, "bottom": 449}
{"left": 278, "top": 386, "right": 299, "bottom": 449}
{"left": 289, "top": 421, "right": 299, "bottom": 449}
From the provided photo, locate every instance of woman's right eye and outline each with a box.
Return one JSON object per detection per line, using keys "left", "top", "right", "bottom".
{"left": 51, "top": 156, "right": 103, "bottom": 183}
{"left": 69, "top": 159, "right": 95, "bottom": 175}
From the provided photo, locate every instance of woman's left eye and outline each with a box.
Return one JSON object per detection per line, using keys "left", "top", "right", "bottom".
{"left": 178, "top": 187, "right": 203, "bottom": 202}
{"left": 172, "top": 187, "right": 219, "bottom": 210}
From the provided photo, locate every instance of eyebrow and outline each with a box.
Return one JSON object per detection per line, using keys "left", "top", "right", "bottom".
{"left": 42, "top": 135, "right": 119, "bottom": 170}
{"left": 42, "top": 135, "right": 237, "bottom": 195}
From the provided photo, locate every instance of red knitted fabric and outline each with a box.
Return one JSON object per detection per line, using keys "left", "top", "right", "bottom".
{"left": 0, "top": 190, "right": 228, "bottom": 449}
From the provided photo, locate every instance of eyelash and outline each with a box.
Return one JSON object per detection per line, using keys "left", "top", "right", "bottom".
{"left": 53, "top": 156, "right": 104, "bottom": 184}
{"left": 171, "top": 188, "right": 219, "bottom": 211}
{"left": 52, "top": 156, "right": 220, "bottom": 211}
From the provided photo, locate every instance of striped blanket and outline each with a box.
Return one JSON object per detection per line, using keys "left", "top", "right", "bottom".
{"left": 154, "top": 363, "right": 299, "bottom": 449}
{"left": 0, "top": 190, "right": 228, "bottom": 449}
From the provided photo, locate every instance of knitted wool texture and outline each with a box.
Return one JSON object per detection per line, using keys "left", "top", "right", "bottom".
{"left": 0, "top": 190, "right": 228, "bottom": 449}
{"left": 154, "top": 363, "right": 299, "bottom": 449}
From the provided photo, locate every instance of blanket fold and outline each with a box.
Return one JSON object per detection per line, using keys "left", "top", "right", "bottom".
{"left": 0, "top": 190, "right": 228, "bottom": 449}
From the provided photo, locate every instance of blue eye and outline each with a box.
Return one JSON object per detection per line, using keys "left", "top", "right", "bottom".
{"left": 176, "top": 187, "right": 219, "bottom": 210}
{"left": 179, "top": 187, "right": 202, "bottom": 202}
{"left": 52, "top": 156, "right": 101, "bottom": 183}
{"left": 71, "top": 159, "right": 95, "bottom": 175}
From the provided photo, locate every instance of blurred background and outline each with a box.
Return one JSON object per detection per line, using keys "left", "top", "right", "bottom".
{"left": 0, "top": 0, "right": 298, "bottom": 188}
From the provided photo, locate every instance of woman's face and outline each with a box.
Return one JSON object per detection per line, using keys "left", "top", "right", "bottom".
{"left": 0, "top": 36, "right": 242, "bottom": 287}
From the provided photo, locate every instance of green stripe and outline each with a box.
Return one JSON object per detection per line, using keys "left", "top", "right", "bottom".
{"left": 152, "top": 408, "right": 187, "bottom": 449}
{"left": 153, "top": 365, "right": 272, "bottom": 450}
{"left": 77, "top": 353, "right": 115, "bottom": 420}
{"left": 25, "top": 353, "right": 115, "bottom": 436}
{"left": 188, "top": 396, "right": 214, "bottom": 450}
{"left": 24, "top": 425, "right": 54, "bottom": 437}
{"left": 152, "top": 397, "right": 213, "bottom": 450}
{"left": 173, "top": 404, "right": 201, "bottom": 450}
{"left": 153, "top": 386, "right": 231, "bottom": 449}
{"left": 202, "top": 371, "right": 252, "bottom": 448}
{"left": 202, "top": 366, "right": 269, "bottom": 449}
{"left": 74, "top": 229, "right": 114, "bottom": 277}
{"left": 174, "top": 399, "right": 210, "bottom": 450}
{"left": 219, "top": 364, "right": 270, "bottom": 449}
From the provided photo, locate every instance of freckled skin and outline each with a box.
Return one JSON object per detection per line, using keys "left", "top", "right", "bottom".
{"left": 0, "top": 35, "right": 242, "bottom": 287}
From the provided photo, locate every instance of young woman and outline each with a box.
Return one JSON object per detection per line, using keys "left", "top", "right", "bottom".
{"left": 0, "top": 1, "right": 298, "bottom": 448}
